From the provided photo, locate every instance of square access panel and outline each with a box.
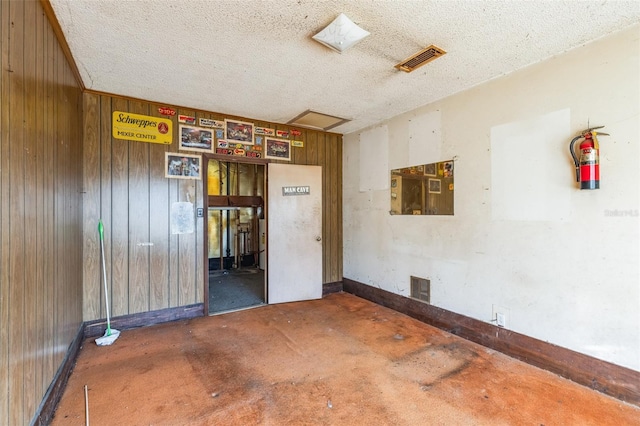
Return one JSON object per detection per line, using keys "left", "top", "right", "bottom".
{"left": 287, "top": 110, "right": 350, "bottom": 131}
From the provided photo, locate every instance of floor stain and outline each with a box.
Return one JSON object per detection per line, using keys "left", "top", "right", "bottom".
{"left": 52, "top": 293, "right": 640, "bottom": 426}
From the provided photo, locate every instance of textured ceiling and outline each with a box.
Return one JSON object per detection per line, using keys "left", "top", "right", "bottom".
{"left": 49, "top": 1, "right": 640, "bottom": 135}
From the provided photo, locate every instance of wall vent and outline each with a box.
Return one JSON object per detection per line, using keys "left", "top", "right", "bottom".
{"left": 395, "top": 45, "right": 446, "bottom": 73}
{"left": 410, "top": 276, "right": 430, "bottom": 303}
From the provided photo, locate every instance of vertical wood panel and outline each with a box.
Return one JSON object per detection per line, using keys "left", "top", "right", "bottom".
{"left": 110, "top": 98, "right": 130, "bottom": 316}
{"left": 128, "top": 101, "right": 151, "bottom": 314}
{"left": 0, "top": 2, "right": 10, "bottom": 424}
{"left": 54, "top": 33, "right": 64, "bottom": 369}
{"left": 195, "top": 177, "right": 204, "bottom": 304}
{"left": 23, "top": 0, "right": 37, "bottom": 416}
{"left": 316, "top": 133, "right": 328, "bottom": 283}
{"left": 82, "top": 93, "right": 100, "bottom": 320}
{"left": 34, "top": 0, "right": 45, "bottom": 399}
{"left": 167, "top": 110, "right": 180, "bottom": 307}
{"left": 148, "top": 104, "right": 170, "bottom": 310}
{"left": 176, "top": 109, "right": 198, "bottom": 305}
{"left": 8, "top": 2, "right": 26, "bottom": 424}
{"left": 306, "top": 131, "right": 318, "bottom": 166}
{"left": 42, "top": 13, "right": 55, "bottom": 393}
{"left": 178, "top": 179, "right": 197, "bottom": 305}
{"left": 99, "top": 95, "right": 113, "bottom": 319}
{"left": 328, "top": 135, "right": 342, "bottom": 282}
{"left": 291, "top": 129, "right": 311, "bottom": 165}
{"left": 336, "top": 135, "right": 343, "bottom": 281}
{"left": 62, "top": 56, "right": 81, "bottom": 343}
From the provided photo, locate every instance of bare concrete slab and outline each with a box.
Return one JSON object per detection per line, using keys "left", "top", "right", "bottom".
{"left": 52, "top": 293, "right": 639, "bottom": 425}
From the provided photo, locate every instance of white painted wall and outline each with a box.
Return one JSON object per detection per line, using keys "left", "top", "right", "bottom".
{"left": 343, "top": 25, "right": 640, "bottom": 371}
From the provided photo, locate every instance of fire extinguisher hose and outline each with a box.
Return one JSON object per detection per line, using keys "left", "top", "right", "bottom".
{"left": 569, "top": 135, "right": 582, "bottom": 182}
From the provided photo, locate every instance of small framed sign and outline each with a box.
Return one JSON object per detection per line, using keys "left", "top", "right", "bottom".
{"left": 225, "top": 119, "right": 254, "bottom": 145}
{"left": 265, "top": 137, "right": 291, "bottom": 161}
{"left": 165, "top": 152, "right": 202, "bottom": 180}
{"left": 179, "top": 125, "right": 213, "bottom": 153}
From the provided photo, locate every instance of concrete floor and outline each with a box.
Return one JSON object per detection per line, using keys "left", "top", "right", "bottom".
{"left": 209, "top": 268, "right": 265, "bottom": 314}
{"left": 52, "top": 293, "right": 639, "bottom": 425}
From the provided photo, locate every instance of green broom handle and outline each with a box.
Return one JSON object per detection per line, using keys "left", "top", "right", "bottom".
{"left": 99, "top": 220, "right": 112, "bottom": 335}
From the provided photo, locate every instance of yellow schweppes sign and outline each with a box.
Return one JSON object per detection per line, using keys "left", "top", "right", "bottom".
{"left": 112, "top": 111, "right": 172, "bottom": 144}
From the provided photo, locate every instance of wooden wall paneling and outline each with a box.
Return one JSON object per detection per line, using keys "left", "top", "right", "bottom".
{"left": 0, "top": 2, "right": 85, "bottom": 419}
{"left": 42, "top": 16, "right": 56, "bottom": 394}
{"left": 54, "top": 38, "right": 64, "bottom": 360}
{"left": 8, "top": 1, "right": 26, "bottom": 424}
{"left": 148, "top": 104, "right": 171, "bottom": 311}
{"left": 127, "top": 100, "right": 151, "bottom": 314}
{"left": 98, "top": 95, "right": 113, "bottom": 319}
{"left": 324, "top": 133, "right": 334, "bottom": 283}
{"left": 23, "top": 0, "right": 38, "bottom": 416}
{"left": 80, "top": 97, "right": 343, "bottom": 318}
{"left": 195, "top": 174, "right": 204, "bottom": 305}
{"left": 328, "top": 134, "right": 339, "bottom": 283}
{"left": 177, "top": 108, "right": 197, "bottom": 306}
{"left": 194, "top": 112, "right": 212, "bottom": 306}
{"left": 194, "top": 113, "right": 206, "bottom": 304}
{"left": 82, "top": 93, "right": 100, "bottom": 320}
{"left": 34, "top": 0, "right": 45, "bottom": 400}
{"left": 60, "top": 60, "right": 69, "bottom": 334}
{"left": 316, "top": 132, "right": 328, "bottom": 283}
{"left": 110, "top": 97, "right": 130, "bottom": 316}
{"left": 325, "top": 133, "right": 335, "bottom": 283}
{"left": 62, "top": 57, "right": 82, "bottom": 342}
{"left": 54, "top": 35, "right": 65, "bottom": 369}
{"left": 336, "top": 135, "right": 343, "bottom": 281}
{"left": 290, "top": 129, "right": 311, "bottom": 165}
{"left": 306, "top": 131, "right": 318, "bottom": 166}
{"left": 168, "top": 127, "right": 180, "bottom": 308}
{"left": 285, "top": 125, "right": 297, "bottom": 164}
{"left": 68, "top": 67, "right": 82, "bottom": 334}
{"left": 178, "top": 179, "right": 197, "bottom": 306}
{"left": 0, "top": 2, "right": 10, "bottom": 423}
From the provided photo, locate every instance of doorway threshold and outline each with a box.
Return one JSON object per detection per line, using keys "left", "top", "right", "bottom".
{"left": 209, "top": 302, "right": 266, "bottom": 316}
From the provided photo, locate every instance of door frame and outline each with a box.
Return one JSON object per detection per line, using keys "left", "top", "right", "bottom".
{"left": 202, "top": 154, "right": 268, "bottom": 315}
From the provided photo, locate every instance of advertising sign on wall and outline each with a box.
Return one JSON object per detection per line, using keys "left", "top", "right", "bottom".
{"left": 112, "top": 111, "right": 173, "bottom": 144}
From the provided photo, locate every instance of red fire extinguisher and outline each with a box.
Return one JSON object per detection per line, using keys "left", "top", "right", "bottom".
{"left": 569, "top": 126, "right": 608, "bottom": 190}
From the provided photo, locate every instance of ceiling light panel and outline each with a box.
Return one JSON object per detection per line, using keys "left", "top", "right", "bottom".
{"left": 312, "top": 13, "right": 370, "bottom": 53}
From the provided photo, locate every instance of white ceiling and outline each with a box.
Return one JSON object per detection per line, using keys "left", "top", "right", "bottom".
{"left": 49, "top": 1, "right": 640, "bottom": 135}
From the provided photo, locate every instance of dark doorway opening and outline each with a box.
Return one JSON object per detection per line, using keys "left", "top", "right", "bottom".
{"left": 206, "top": 160, "right": 266, "bottom": 315}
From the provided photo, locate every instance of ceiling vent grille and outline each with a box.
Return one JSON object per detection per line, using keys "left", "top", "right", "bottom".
{"left": 395, "top": 45, "right": 446, "bottom": 73}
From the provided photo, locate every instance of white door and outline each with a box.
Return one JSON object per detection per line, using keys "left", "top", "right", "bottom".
{"left": 267, "top": 163, "right": 322, "bottom": 304}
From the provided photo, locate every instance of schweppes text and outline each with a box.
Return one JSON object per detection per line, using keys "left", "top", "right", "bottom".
{"left": 115, "top": 113, "right": 158, "bottom": 129}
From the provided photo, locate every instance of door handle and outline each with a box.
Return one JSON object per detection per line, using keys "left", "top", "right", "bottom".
{"left": 316, "top": 236, "right": 321, "bottom": 241}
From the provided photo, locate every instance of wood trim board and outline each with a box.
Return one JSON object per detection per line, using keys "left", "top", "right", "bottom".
{"left": 30, "top": 324, "right": 84, "bottom": 426}
{"left": 84, "top": 304, "right": 205, "bottom": 338}
{"left": 322, "top": 281, "right": 343, "bottom": 296}
{"left": 32, "top": 304, "right": 205, "bottom": 424}
{"left": 39, "top": 1, "right": 84, "bottom": 90}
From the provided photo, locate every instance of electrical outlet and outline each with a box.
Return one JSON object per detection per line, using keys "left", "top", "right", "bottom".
{"left": 492, "top": 304, "right": 510, "bottom": 328}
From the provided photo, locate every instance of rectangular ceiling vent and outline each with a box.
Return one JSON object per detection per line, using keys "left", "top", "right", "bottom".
{"left": 395, "top": 45, "right": 446, "bottom": 73}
